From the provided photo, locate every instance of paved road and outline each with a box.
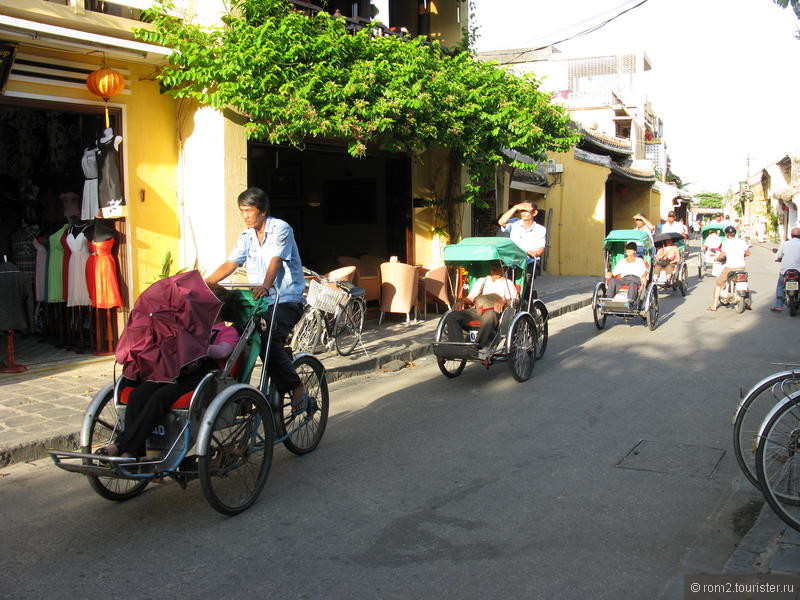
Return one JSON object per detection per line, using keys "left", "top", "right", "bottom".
{"left": 1, "top": 244, "right": 796, "bottom": 599}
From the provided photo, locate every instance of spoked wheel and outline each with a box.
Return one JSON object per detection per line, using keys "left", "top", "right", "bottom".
{"left": 435, "top": 313, "right": 466, "bottom": 378}
{"left": 697, "top": 260, "right": 703, "bottom": 280}
{"left": 735, "top": 294, "right": 746, "bottom": 314}
{"left": 199, "top": 388, "right": 274, "bottom": 516}
{"left": 592, "top": 283, "right": 607, "bottom": 330}
{"left": 291, "top": 308, "right": 322, "bottom": 354}
{"left": 756, "top": 394, "right": 800, "bottom": 531}
{"left": 84, "top": 390, "right": 149, "bottom": 502}
{"left": 789, "top": 296, "right": 798, "bottom": 317}
{"left": 530, "top": 302, "right": 548, "bottom": 360}
{"left": 279, "top": 355, "right": 329, "bottom": 455}
{"left": 333, "top": 297, "right": 365, "bottom": 356}
{"left": 734, "top": 370, "right": 800, "bottom": 489}
{"left": 508, "top": 314, "right": 536, "bottom": 382}
{"left": 646, "top": 285, "right": 658, "bottom": 331}
{"left": 679, "top": 264, "right": 688, "bottom": 296}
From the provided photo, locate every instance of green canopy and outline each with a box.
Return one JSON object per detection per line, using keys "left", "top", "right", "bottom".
{"left": 603, "top": 229, "right": 653, "bottom": 249}
{"left": 443, "top": 237, "right": 528, "bottom": 282}
{"left": 702, "top": 223, "right": 726, "bottom": 235}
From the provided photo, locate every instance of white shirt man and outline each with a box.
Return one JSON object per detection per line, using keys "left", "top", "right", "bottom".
{"left": 773, "top": 228, "right": 800, "bottom": 310}
{"left": 661, "top": 212, "right": 688, "bottom": 238}
{"left": 709, "top": 227, "right": 750, "bottom": 310}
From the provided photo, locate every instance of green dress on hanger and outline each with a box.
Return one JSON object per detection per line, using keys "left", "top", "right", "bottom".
{"left": 46, "top": 224, "right": 68, "bottom": 303}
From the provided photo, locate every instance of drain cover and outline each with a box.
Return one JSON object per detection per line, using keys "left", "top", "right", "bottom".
{"left": 616, "top": 440, "right": 725, "bottom": 478}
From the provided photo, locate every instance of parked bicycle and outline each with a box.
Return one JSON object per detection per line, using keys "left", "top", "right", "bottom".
{"left": 733, "top": 365, "right": 800, "bottom": 531}
{"left": 291, "top": 267, "right": 367, "bottom": 357}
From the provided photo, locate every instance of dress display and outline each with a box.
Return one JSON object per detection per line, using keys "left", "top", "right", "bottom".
{"left": 98, "top": 136, "right": 123, "bottom": 210}
{"left": 66, "top": 227, "right": 91, "bottom": 307}
{"left": 0, "top": 262, "right": 34, "bottom": 331}
{"left": 46, "top": 224, "right": 68, "bottom": 303}
{"left": 81, "top": 147, "right": 99, "bottom": 220}
{"left": 32, "top": 235, "right": 47, "bottom": 302}
{"left": 60, "top": 227, "right": 71, "bottom": 306}
{"left": 86, "top": 239, "right": 123, "bottom": 309}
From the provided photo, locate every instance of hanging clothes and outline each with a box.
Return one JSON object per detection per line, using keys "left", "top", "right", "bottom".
{"left": 46, "top": 224, "right": 68, "bottom": 303}
{"left": 60, "top": 227, "right": 71, "bottom": 306}
{"left": 86, "top": 239, "right": 123, "bottom": 309}
{"left": 32, "top": 235, "right": 47, "bottom": 302}
{"left": 97, "top": 136, "right": 123, "bottom": 211}
{"left": 81, "top": 146, "right": 100, "bottom": 220}
{"left": 0, "top": 261, "right": 34, "bottom": 331}
{"left": 66, "top": 225, "right": 91, "bottom": 307}
{"left": 11, "top": 223, "right": 36, "bottom": 282}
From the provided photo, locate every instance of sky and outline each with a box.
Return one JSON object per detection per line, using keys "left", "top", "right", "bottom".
{"left": 472, "top": 0, "right": 800, "bottom": 194}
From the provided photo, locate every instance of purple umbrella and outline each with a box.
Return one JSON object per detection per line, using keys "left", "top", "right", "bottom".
{"left": 115, "top": 271, "right": 221, "bottom": 383}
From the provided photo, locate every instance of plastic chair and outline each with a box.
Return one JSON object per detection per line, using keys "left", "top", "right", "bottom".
{"left": 421, "top": 264, "right": 451, "bottom": 318}
{"left": 325, "top": 266, "right": 356, "bottom": 283}
{"left": 379, "top": 262, "right": 419, "bottom": 324}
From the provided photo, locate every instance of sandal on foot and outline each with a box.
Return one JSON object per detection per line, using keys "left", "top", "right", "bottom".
{"left": 291, "top": 394, "right": 309, "bottom": 416}
{"left": 706, "top": 306, "right": 717, "bottom": 311}
{"left": 771, "top": 306, "right": 783, "bottom": 312}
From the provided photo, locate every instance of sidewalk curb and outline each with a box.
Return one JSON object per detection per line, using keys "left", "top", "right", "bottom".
{"left": 0, "top": 355, "right": 109, "bottom": 380}
{"left": 1, "top": 294, "right": 593, "bottom": 468}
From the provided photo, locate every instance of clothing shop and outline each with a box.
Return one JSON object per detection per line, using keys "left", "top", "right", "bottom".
{"left": 0, "top": 95, "right": 127, "bottom": 358}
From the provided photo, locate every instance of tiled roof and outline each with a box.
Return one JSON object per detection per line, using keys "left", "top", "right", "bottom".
{"left": 610, "top": 163, "right": 656, "bottom": 183}
{"left": 580, "top": 128, "right": 633, "bottom": 155}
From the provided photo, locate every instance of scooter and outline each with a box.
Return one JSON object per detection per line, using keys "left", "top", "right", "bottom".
{"left": 718, "top": 270, "right": 750, "bottom": 314}
{"left": 784, "top": 269, "right": 800, "bottom": 316}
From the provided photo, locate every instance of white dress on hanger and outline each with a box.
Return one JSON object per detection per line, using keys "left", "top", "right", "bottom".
{"left": 66, "top": 229, "right": 91, "bottom": 307}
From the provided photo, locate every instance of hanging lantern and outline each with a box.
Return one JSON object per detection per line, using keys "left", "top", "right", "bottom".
{"left": 86, "top": 66, "right": 125, "bottom": 129}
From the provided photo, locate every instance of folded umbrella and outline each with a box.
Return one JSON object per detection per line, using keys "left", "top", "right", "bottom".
{"left": 115, "top": 270, "right": 222, "bottom": 383}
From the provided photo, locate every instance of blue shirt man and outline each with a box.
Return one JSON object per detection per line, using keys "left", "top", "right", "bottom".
{"left": 206, "top": 187, "right": 308, "bottom": 411}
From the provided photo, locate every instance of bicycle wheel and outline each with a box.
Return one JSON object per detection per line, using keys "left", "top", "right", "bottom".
{"left": 508, "top": 314, "right": 536, "bottom": 382}
{"left": 278, "top": 355, "right": 329, "bottom": 455}
{"left": 756, "top": 394, "right": 800, "bottom": 531}
{"left": 85, "top": 390, "right": 149, "bottom": 502}
{"left": 734, "top": 370, "right": 800, "bottom": 489}
{"left": 435, "top": 312, "right": 466, "bottom": 378}
{"left": 334, "top": 297, "right": 365, "bottom": 356}
{"left": 291, "top": 307, "right": 322, "bottom": 354}
{"left": 199, "top": 388, "right": 273, "bottom": 516}
{"left": 530, "top": 302, "right": 548, "bottom": 360}
{"left": 646, "top": 285, "right": 658, "bottom": 331}
{"left": 592, "top": 283, "right": 607, "bottom": 330}
{"left": 679, "top": 264, "right": 688, "bottom": 296}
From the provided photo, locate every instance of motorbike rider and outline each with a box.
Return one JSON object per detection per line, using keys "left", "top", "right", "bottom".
{"left": 771, "top": 226, "right": 800, "bottom": 312}
{"left": 708, "top": 225, "right": 750, "bottom": 311}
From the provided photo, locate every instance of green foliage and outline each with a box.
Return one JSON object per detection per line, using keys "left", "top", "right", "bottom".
{"left": 695, "top": 192, "right": 724, "bottom": 209}
{"left": 136, "top": 0, "right": 579, "bottom": 240}
{"left": 147, "top": 250, "right": 187, "bottom": 285}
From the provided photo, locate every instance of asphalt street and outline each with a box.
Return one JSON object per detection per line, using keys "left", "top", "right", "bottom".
{"left": 1, "top": 243, "right": 797, "bottom": 600}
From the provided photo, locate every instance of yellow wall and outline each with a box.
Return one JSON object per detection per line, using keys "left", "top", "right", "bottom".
{"left": 6, "top": 45, "right": 179, "bottom": 301}
{"left": 545, "top": 150, "right": 609, "bottom": 276}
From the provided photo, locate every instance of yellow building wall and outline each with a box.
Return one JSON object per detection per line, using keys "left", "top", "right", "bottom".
{"left": 545, "top": 150, "right": 609, "bottom": 276}
{"left": 5, "top": 46, "right": 179, "bottom": 300}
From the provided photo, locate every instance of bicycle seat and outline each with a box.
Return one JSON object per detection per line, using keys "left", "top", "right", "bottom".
{"left": 336, "top": 281, "right": 365, "bottom": 297}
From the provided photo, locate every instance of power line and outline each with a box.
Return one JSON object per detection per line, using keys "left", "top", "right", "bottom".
{"left": 499, "top": 0, "right": 650, "bottom": 65}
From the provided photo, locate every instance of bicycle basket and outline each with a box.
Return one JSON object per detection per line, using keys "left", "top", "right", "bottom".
{"left": 307, "top": 279, "right": 347, "bottom": 314}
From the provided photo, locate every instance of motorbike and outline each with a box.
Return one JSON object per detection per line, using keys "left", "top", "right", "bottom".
{"left": 784, "top": 269, "right": 800, "bottom": 316}
{"left": 718, "top": 269, "right": 751, "bottom": 313}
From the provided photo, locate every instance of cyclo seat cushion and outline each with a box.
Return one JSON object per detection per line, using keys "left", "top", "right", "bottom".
{"left": 119, "top": 386, "right": 193, "bottom": 410}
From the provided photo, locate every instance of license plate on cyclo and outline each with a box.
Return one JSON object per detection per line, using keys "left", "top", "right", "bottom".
{"left": 786, "top": 281, "right": 799, "bottom": 291}
{"left": 735, "top": 282, "right": 748, "bottom": 291}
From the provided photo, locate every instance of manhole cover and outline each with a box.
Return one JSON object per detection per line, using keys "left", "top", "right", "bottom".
{"left": 616, "top": 440, "right": 725, "bottom": 478}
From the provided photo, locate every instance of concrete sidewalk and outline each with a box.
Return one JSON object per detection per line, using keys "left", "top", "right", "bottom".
{"left": 0, "top": 272, "right": 597, "bottom": 467}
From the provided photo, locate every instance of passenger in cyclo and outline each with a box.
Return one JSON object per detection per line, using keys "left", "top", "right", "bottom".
{"left": 100, "top": 284, "right": 240, "bottom": 459}
{"left": 606, "top": 241, "right": 649, "bottom": 305}
{"left": 448, "top": 262, "right": 518, "bottom": 359}
{"left": 653, "top": 238, "right": 680, "bottom": 283}
{"left": 703, "top": 230, "right": 722, "bottom": 263}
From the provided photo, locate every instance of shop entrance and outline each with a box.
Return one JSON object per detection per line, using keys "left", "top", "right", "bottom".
{"left": 247, "top": 143, "right": 412, "bottom": 275}
{"left": 0, "top": 96, "right": 127, "bottom": 360}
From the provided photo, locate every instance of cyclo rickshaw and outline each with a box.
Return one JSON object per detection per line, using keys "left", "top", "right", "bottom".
{"left": 698, "top": 223, "right": 725, "bottom": 280}
{"left": 653, "top": 231, "right": 689, "bottom": 296}
{"left": 431, "top": 237, "right": 548, "bottom": 382}
{"left": 592, "top": 229, "right": 659, "bottom": 331}
{"left": 48, "top": 277, "right": 328, "bottom": 516}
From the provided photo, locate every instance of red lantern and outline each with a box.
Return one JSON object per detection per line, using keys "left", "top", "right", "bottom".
{"left": 86, "top": 66, "right": 125, "bottom": 128}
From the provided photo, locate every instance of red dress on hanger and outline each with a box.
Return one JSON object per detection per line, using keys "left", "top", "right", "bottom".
{"left": 86, "top": 239, "right": 123, "bottom": 309}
